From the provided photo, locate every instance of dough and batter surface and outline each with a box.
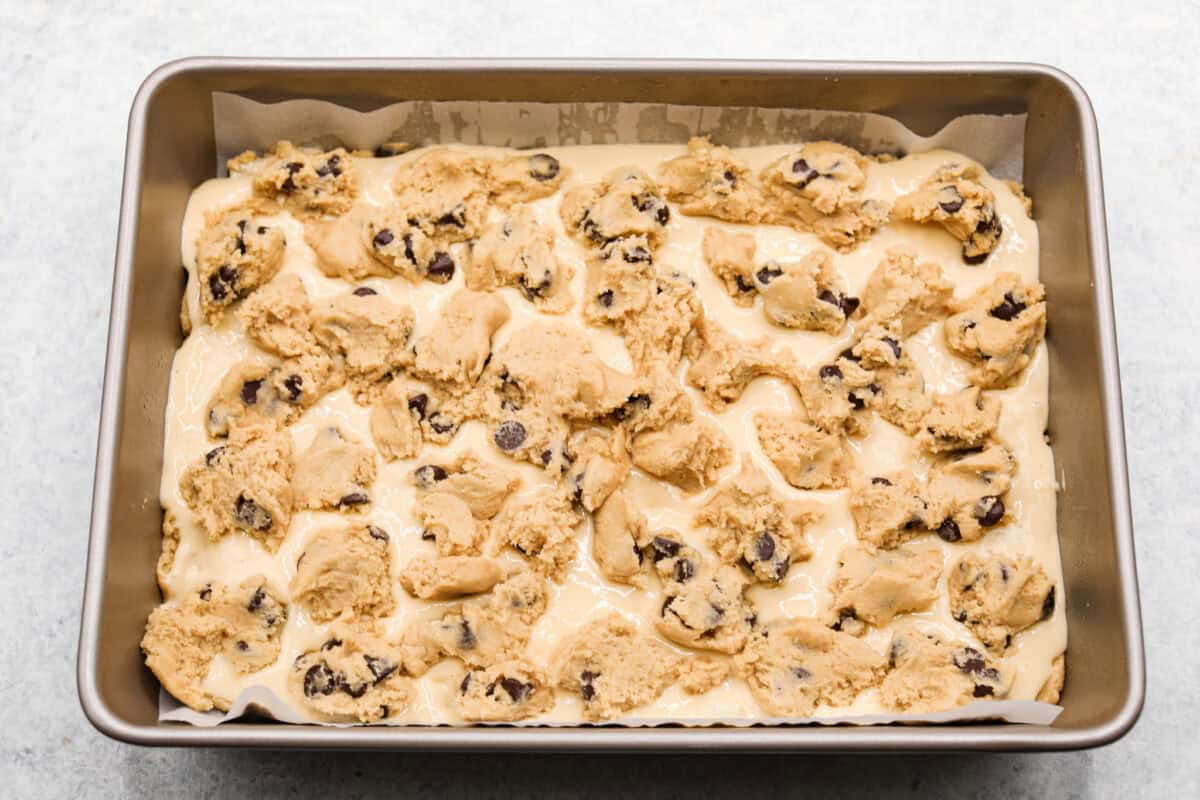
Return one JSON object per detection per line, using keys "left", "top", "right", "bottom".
{"left": 146, "top": 137, "right": 1065, "bottom": 724}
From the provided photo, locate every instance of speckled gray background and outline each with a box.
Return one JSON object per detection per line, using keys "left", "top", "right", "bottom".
{"left": 2, "top": 1, "right": 1195, "bottom": 797}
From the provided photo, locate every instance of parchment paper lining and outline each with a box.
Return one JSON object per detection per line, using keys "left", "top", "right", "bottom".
{"left": 159, "top": 92, "right": 1057, "bottom": 729}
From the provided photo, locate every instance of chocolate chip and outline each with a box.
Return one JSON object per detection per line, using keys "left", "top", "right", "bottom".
{"left": 234, "top": 494, "right": 272, "bottom": 531}
{"left": 303, "top": 664, "right": 337, "bottom": 697}
{"left": 623, "top": 245, "right": 652, "bottom": 263}
{"left": 597, "top": 289, "right": 614, "bottom": 308}
{"left": 540, "top": 449, "right": 553, "bottom": 466}
{"left": 406, "top": 393, "right": 428, "bottom": 419}
{"left": 1042, "top": 586, "right": 1057, "bottom": 620}
{"left": 580, "top": 670, "right": 598, "bottom": 701}
{"left": 963, "top": 250, "right": 990, "bottom": 266}
{"left": 832, "top": 608, "right": 857, "bottom": 631}
{"left": 199, "top": 584, "right": 212, "bottom": 601}
{"left": 882, "top": 337, "right": 902, "bottom": 358}
{"left": 282, "top": 374, "right": 303, "bottom": 402}
{"left": 240, "top": 379, "right": 262, "bottom": 405}
{"left": 954, "top": 648, "right": 988, "bottom": 676}
{"left": 975, "top": 496, "right": 1005, "bottom": 527}
{"left": 402, "top": 233, "right": 417, "bottom": 264}
{"left": 755, "top": 264, "right": 783, "bottom": 285}
{"left": 341, "top": 680, "right": 368, "bottom": 699}
{"left": 977, "top": 212, "right": 1000, "bottom": 234}
{"left": 937, "top": 186, "right": 964, "bottom": 214}
{"left": 437, "top": 204, "right": 467, "bottom": 228}
{"left": 428, "top": 413, "right": 456, "bottom": 435}
{"left": 234, "top": 235, "right": 246, "bottom": 255}
{"left": 493, "top": 420, "right": 526, "bottom": 451}
{"left": 499, "top": 677, "right": 533, "bottom": 703}
{"left": 338, "top": 492, "right": 369, "bottom": 508}
{"left": 372, "top": 229, "right": 394, "bottom": 248}
{"left": 791, "top": 158, "right": 818, "bottom": 188}
{"left": 937, "top": 518, "right": 962, "bottom": 542}
{"left": 655, "top": 205, "right": 670, "bottom": 225}
{"left": 247, "top": 587, "right": 266, "bottom": 612}
{"left": 973, "top": 684, "right": 994, "bottom": 698}
{"left": 650, "top": 536, "right": 681, "bottom": 561}
{"left": 840, "top": 296, "right": 860, "bottom": 316}
{"left": 528, "top": 153, "right": 560, "bottom": 181}
{"left": 871, "top": 476, "right": 893, "bottom": 486}
{"left": 208, "top": 265, "right": 237, "bottom": 300}
{"left": 773, "top": 558, "right": 791, "bottom": 581}
{"left": 205, "top": 446, "right": 225, "bottom": 467}
{"left": 989, "top": 292, "right": 1027, "bottom": 321}
{"left": 459, "top": 621, "right": 477, "bottom": 649}
{"left": 954, "top": 610, "right": 968, "bottom": 623}
{"left": 321, "top": 638, "right": 342, "bottom": 651}
{"left": 519, "top": 269, "right": 553, "bottom": 300}
{"left": 315, "top": 154, "right": 341, "bottom": 178}
{"left": 427, "top": 252, "right": 455, "bottom": 282}
{"left": 735, "top": 275, "right": 755, "bottom": 294}
{"left": 673, "top": 558, "right": 695, "bottom": 582}
{"left": 755, "top": 532, "right": 776, "bottom": 562}
{"left": 839, "top": 348, "right": 861, "bottom": 363}
{"left": 792, "top": 666, "right": 812, "bottom": 680}
{"left": 364, "top": 655, "right": 397, "bottom": 683}
{"left": 723, "top": 169, "right": 737, "bottom": 187}
{"left": 819, "top": 364, "right": 843, "bottom": 381}
{"left": 367, "top": 525, "right": 389, "bottom": 542}
{"left": 257, "top": 226, "right": 267, "bottom": 235}
{"left": 414, "top": 464, "right": 448, "bottom": 488}
{"left": 817, "top": 289, "right": 840, "bottom": 307}
{"left": 459, "top": 672, "right": 473, "bottom": 694}
{"left": 847, "top": 393, "right": 865, "bottom": 410}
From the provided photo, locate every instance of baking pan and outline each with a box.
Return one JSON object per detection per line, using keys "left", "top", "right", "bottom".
{"left": 77, "top": 57, "right": 1144, "bottom": 751}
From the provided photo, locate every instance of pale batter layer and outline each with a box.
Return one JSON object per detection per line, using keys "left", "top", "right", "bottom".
{"left": 147, "top": 137, "right": 1065, "bottom": 724}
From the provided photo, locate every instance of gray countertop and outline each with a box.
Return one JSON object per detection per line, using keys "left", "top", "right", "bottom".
{"left": 2, "top": 1, "right": 1195, "bottom": 796}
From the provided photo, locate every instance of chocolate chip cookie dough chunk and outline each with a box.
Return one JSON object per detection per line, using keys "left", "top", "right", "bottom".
{"left": 849, "top": 324, "right": 930, "bottom": 434}
{"left": 948, "top": 553, "right": 1056, "bottom": 653}
{"left": 401, "top": 572, "right": 548, "bottom": 676}
{"left": 469, "top": 207, "right": 574, "bottom": 312}
{"left": 754, "top": 252, "right": 859, "bottom": 334}
{"left": 289, "top": 624, "right": 410, "bottom": 723}
{"left": 369, "top": 378, "right": 452, "bottom": 460}
{"left": 359, "top": 205, "right": 453, "bottom": 283}
{"left": 291, "top": 523, "right": 394, "bottom": 623}
{"left": 754, "top": 410, "right": 851, "bottom": 490}
{"left": 918, "top": 386, "right": 1001, "bottom": 454}
{"left": 312, "top": 289, "right": 416, "bottom": 403}
{"left": 412, "top": 289, "right": 511, "bottom": 392}
{"left": 657, "top": 137, "right": 767, "bottom": 223}
{"left": 413, "top": 453, "right": 520, "bottom": 520}
{"left": 489, "top": 151, "right": 567, "bottom": 202}
{"left": 157, "top": 511, "right": 181, "bottom": 593}
{"left": 925, "top": 443, "right": 1015, "bottom": 543}
{"left": 291, "top": 425, "right": 377, "bottom": 512}
{"left": 828, "top": 546, "right": 942, "bottom": 634}
{"left": 654, "top": 541, "right": 756, "bottom": 653}
{"left": 565, "top": 428, "right": 631, "bottom": 512}
{"left": 759, "top": 142, "right": 888, "bottom": 251}
{"left": 701, "top": 227, "right": 758, "bottom": 306}
{"left": 142, "top": 577, "right": 286, "bottom": 712}
{"left": 560, "top": 166, "right": 671, "bottom": 249}
{"left": 848, "top": 472, "right": 929, "bottom": 552}
{"left": 582, "top": 235, "right": 658, "bottom": 325}
{"left": 414, "top": 491, "right": 486, "bottom": 556}
{"left": 247, "top": 141, "right": 359, "bottom": 218}
{"left": 892, "top": 161, "right": 1002, "bottom": 263}
{"left": 491, "top": 486, "right": 584, "bottom": 580}
{"left": 389, "top": 147, "right": 492, "bottom": 243}
{"left": 194, "top": 206, "right": 286, "bottom": 324}
{"left": 1037, "top": 653, "right": 1066, "bottom": 704}
{"left": 857, "top": 247, "right": 953, "bottom": 335}
{"left": 795, "top": 350, "right": 879, "bottom": 435}
{"left": 944, "top": 273, "right": 1047, "bottom": 388}
{"left": 735, "top": 618, "right": 886, "bottom": 717}
{"left": 591, "top": 488, "right": 651, "bottom": 584}
{"left": 204, "top": 360, "right": 299, "bottom": 441}
{"left": 239, "top": 274, "right": 320, "bottom": 358}
{"left": 302, "top": 204, "right": 387, "bottom": 282}
{"left": 685, "top": 316, "right": 797, "bottom": 409}
{"left": 180, "top": 431, "right": 294, "bottom": 550}
{"left": 399, "top": 556, "right": 504, "bottom": 601}
{"left": 457, "top": 660, "right": 556, "bottom": 722}
{"left": 696, "top": 462, "right": 815, "bottom": 583}
{"left": 618, "top": 267, "right": 704, "bottom": 371}
{"left": 630, "top": 416, "right": 733, "bottom": 493}
{"left": 553, "top": 612, "right": 681, "bottom": 721}
{"left": 880, "top": 627, "right": 1012, "bottom": 712}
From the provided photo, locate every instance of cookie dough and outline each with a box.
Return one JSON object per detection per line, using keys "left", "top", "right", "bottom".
{"left": 880, "top": 627, "right": 1012, "bottom": 713}
{"left": 658, "top": 137, "right": 767, "bottom": 223}
{"left": 918, "top": 386, "right": 1001, "bottom": 454}
{"left": 735, "top": 618, "right": 886, "bottom": 717}
{"left": 828, "top": 546, "right": 942, "bottom": 633}
{"left": 857, "top": 247, "right": 953, "bottom": 335}
{"left": 561, "top": 167, "right": 670, "bottom": 248}
{"left": 312, "top": 289, "right": 416, "bottom": 403}
{"left": 457, "top": 660, "right": 556, "bottom": 721}
{"left": 654, "top": 540, "right": 756, "bottom": 653}
{"left": 412, "top": 289, "right": 511, "bottom": 391}
{"left": 591, "top": 488, "right": 650, "bottom": 584}
{"left": 701, "top": 227, "right": 758, "bottom": 306}
{"left": 291, "top": 425, "right": 377, "bottom": 512}
{"left": 469, "top": 207, "right": 574, "bottom": 311}
{"left": 754, "top": 410, "right": 851, "bottom": 490}
{"left": 194, "top": 206, "right": 286, "bottom": 324}
{"left": 290, "top": 523, "right": 394, "bottom": 622}
{"left": 490, "top": 487, "right": 584, "bottom": 580}
{"left": 755, "top": 252, "right": 858, "bottom": 334}
{"left": 289, "top": 624, "right": 410, "bottom": 723}
{"left": 142, "top": 577, "right": 286, "bottom": 711}
{"left": 948, "top": 553, "right": 1056, "bottom": 652}
{"left": 944, "top": 273, "right": 1047, "bottom": 388}
{"left": 399, "top": 556, "right": 504, "bottom": 601}
{"left": 554, "top": 612, "right": 681, "bottom": 721}
{"left": 892, "top": 161, "right": 1002, "bottom": 263}
{"left": 849, "top": 472, "right": 930, "bottom": 552}
{"left": 925, "top": 444, "right": 1015, "bottom": 543}
{"left": 246, "top": 141, "right": 359, "bottom": 218}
